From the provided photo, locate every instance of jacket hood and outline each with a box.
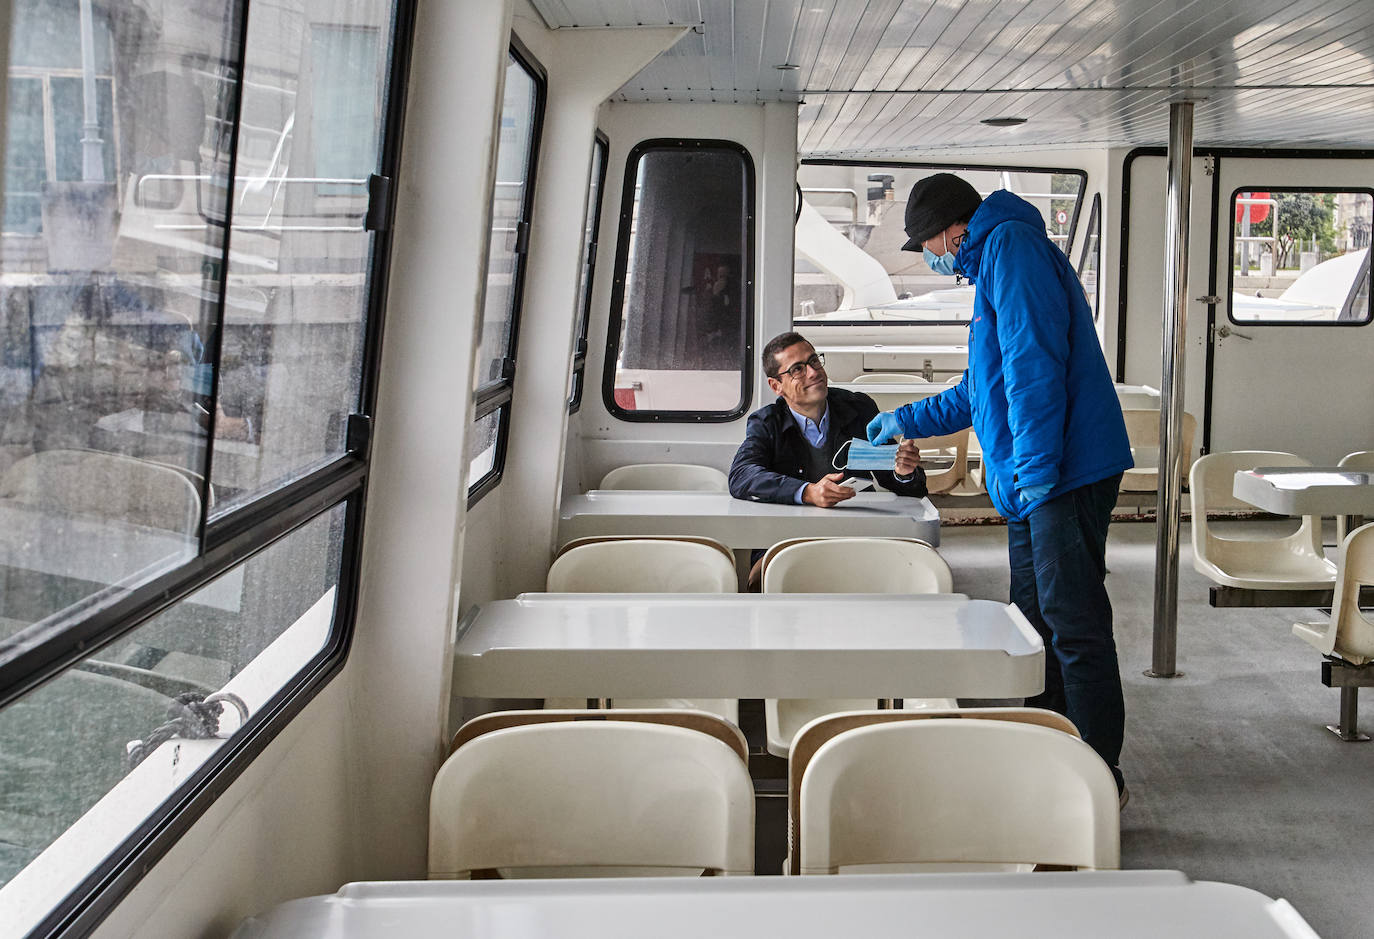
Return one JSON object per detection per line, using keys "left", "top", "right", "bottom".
{"left": 958, "top": 190, "right": 1047, "bottom": 280}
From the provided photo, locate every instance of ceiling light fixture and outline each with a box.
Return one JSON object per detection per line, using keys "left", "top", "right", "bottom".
{"left": 775, "top": 63, "right": 800, "bottom": 70}
{"left": 981, "top": 117, "right": 1028, "bottom": 127}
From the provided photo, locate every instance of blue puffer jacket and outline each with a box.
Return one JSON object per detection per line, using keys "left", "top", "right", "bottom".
{"left": 894, "top": 190, "right": 1132, "bottom": 520}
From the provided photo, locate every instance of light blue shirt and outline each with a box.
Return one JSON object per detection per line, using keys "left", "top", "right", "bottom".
{"left": 789, "top": 405, "right": 830, "bottom": 503}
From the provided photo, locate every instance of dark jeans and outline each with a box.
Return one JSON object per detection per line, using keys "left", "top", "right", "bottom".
{"left": 1008, "top": 474, "right": 1124, "bottom": 788}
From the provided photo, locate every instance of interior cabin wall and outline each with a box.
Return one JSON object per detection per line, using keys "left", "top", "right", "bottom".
{"left": 565, "top": 100, "right": 799, "bottom": 494}
{"left": 88, "top": 1, "right": 516, "bottom": 935}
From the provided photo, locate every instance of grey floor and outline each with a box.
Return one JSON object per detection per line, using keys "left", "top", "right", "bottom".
{"left": 938, "top": 518, "right": 1374, "bottom": 939}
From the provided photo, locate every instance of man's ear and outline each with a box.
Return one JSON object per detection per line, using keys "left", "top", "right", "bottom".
{"left": 766, "top": 376, "right": 782, "bottom": 396}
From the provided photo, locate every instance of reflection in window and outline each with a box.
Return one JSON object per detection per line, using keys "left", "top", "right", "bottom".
{"left": 212, "top": 2, "right": 391, "bottom": 515}
{"left": 1229, "top": 189, "right": 1373, "bottom": 325}
{"left": 793, "top": 163, "right": 1085, "bottom": 322}
{"left": 0, "top": 505, "right": 344, "bottom": 910}
{"left": 605, "top": 143, "right": 753, "bottom": 418}
{"left": 1077, "top": 193, "right": 1101, "bottom": 322}
{"left": 467, "top": 408, "right": 504, "bottom": 496}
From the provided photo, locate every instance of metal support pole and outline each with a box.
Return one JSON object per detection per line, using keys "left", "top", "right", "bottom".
{"left": 79, "top": 0, "right": 105, "bottom": 182}
{"left": 1148, "top": 101, "right": 1194, "bottom": 679}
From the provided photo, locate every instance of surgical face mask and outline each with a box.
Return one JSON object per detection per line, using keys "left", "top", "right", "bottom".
{"left": 836, "top": 438, "right": 899, "bottom": 471}
{"left": 922, "top": 230, "right": 960, "bottom": 277}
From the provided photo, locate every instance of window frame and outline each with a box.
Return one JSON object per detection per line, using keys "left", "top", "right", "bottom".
{"left": 467, "top": 36, "right": 546, "bottom": 505}
{"left": 568, "top": 130, "right": 609, "bottom": 414}
{"left": 601, "top": 137, "right": 756, "bottom": 423}
{"left": 1077, "top": 192, "right": 1102, "bottom": 322}
{"left": 1225, "top": 185, "right": 1374, "bottom": 328}
{"left": 794, "top": 159, "right": 1088, "bottom": 328}
{"left": 0, "top": 0, "right": 420, "bottom": 933}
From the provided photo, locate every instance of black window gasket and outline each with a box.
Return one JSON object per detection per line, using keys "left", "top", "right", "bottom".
{"left": 1077, "top": 192, "right": 1102, "bottom": 322}
{"left": 601, "top": 137, "right": 756, "bottom": 423}
{"left": 569, "top": 130, "right": 609, "bottom": 415}
{"left": 467, "top": 34, "right": 546, "bottom": 504}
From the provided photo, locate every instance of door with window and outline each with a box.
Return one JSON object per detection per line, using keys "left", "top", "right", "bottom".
{"left": 1207, "top": 157, "right": 1374, "bottom": 463}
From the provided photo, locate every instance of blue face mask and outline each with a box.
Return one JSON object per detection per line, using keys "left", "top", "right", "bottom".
{"left": 922, "top": 230, "right": 961, "bottom": 277}
{"left": 839, "top": 438, "right": 899, "bottom": 471}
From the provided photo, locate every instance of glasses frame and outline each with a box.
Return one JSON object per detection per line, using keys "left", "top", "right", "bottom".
{"left": 777, "top": 352, "right": 825, "bottom": 381}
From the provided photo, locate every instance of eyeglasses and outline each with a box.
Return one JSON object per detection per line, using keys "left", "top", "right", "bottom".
{"left": 777, "top": 353, "right": 825, "bottom": 381}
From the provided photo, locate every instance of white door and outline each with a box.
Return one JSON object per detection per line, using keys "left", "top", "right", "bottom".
{"left": 1120, "top": 153, "right": 1214, "bottom": 452}
{"left": 1207, "top": 156, "right": 1374, "bottom": 464}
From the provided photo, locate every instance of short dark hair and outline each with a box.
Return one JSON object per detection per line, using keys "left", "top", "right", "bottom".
{"left": 761, "top": 331, "right": 812, "bottom": 379}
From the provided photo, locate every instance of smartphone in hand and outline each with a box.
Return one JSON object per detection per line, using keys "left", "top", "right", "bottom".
{"left": 838, "top": 476, "right": 875, "bottom": 492}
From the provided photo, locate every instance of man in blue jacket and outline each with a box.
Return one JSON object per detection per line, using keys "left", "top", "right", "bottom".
{"left": 867, "top": 174, "right": 1133, "bottom": 801}
{"left": 730, "top": 332, "right": 927, "bottom": 566}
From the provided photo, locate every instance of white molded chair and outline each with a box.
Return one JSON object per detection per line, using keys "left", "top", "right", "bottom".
{"left": 430, "top": 714, "right": 754, "bottom": 878}
{"left": 1337, "top": 451, "right": 1374, "bottom": 542}
{"left": 797, "top": 718, "right": 1119, "bottom": 875}
{"left": 1293, "top": 523, "right": 1374, "bottom": 737}
{"left": 1189, "top": 450, "right": 1336, "bottom": 590}
{"left": 761, "top": 537, "right": 956, "bottom": 758}
{"left": 908, "top": 428, "right": 968, "bottom": 495}
{"left": 850, "top": 373, "right": 924, "bottom": 384}
{"left": 1119, "top": 409, "right": 1197, "bottom": 493}
{"left": 599, "top": 463, "right": 728, "bottom": 491}
{"left": 786, "top": 707, "right": 1080, "bottom": 875}
{"left": 545, "top": 539, "right": 738, "bottom": 721}
{"left": 0, "top": 448, "right": 201, "bottom": 532}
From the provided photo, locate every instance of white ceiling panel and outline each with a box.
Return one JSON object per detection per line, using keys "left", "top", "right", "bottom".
{"left": 529, "top": 0, "right": 1374, "bottom": 154}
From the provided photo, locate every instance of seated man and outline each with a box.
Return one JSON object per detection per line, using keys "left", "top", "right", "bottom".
{"left": 730, "top": 332, "right": 928, "bottom": 584}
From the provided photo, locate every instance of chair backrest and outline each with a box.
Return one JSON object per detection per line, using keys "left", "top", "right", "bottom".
{"left": 797, "top": 718, "right": 1118, "bottom": 875}
{"left": 1310, "top": 522, "right": 1374, "bottom": 663}
{"left": 908, "top": 428, "right": 969, "bottom": 493}
{"left": 763, "top": 537, "right": 952, "bottom": 594}
{"left": 850, "top": 373, "right": 924, "bottom": 384}
{"left": 0, "top": 448, "right": 201, "bottom": 532}
{"left": 786, "top": 708, "right": 1079, "bottom": 874}
{"left": 599, "top": 463, "right": 728, "bottom": 491}
{"left": 547, "top": 539, "right": 738, "bottom": 593}
{"left": 449, "top": 708, "right": 748, "bottom": 760}
{"left": 556, "top": 534, "right": 734, "bottom": 565}
{"left": 1120, "top": 409, "right": 1197, "bottom": 473}
{"left": 429, "top": 720, "right": 755, "bottom": 878}
{"left": 1338, "top": 450, "right": 1374, "bottom": 471}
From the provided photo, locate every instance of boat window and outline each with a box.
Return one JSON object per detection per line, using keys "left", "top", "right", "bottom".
{"left": 469, "top": 43, "right": 544, "bottom": 501}
{"left": 793, "top": 163, "right": 1085, "bottom": 325}
{"left": 1228, "top": 188, "right": 1373, "bottom": 326}
{"left": 0, "top": 505, "right": 346, "bottom": 929}
{"left": 0, "top": 0, "right": 408, "bottom": 929}
{"left": 569, "top": 132, "right": 608, "bottom": 414}
{"left": 603, "top": 140, "right": 754, "bottom": 421}
{"left": 1077, "top": 194, "right": 1102, "bottom": 322}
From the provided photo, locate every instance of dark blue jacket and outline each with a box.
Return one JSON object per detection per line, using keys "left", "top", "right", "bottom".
{"left": 730, "top": 387, "right": 928, "bottom": 504}
{"left": 894, "top": 190, "right": 1132, "bottom": 520}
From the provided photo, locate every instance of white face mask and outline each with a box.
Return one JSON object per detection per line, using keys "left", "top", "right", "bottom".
{"left": 836, "top": 438, "right": 899, "bottom": 471}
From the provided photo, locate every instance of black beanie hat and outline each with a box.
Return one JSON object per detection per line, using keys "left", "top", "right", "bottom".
{"left": 901, "top": 173, "right": 983, "bottom": 251}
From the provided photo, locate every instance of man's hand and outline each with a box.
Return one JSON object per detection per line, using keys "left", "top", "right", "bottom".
{"left": 866, "top": 411, "right": 905, "bottom": 445}
{"left": 803, "top": 472, "right": 857, "bottom": 507}
{"left": 894, "top": 439, "right": 921, "bottom": 477}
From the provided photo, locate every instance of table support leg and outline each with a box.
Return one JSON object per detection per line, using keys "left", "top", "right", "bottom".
{"left": 1327, "top": 686, "right": 1371, "bottom": 742}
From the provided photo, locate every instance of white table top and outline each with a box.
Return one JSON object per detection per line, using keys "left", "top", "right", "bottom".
{"left": 451, "top": 593, "right": 1042, "bottom": 698}
{"left": 231, "top": 871, "right": 1317, "bottom": 939}
{"left": 1233, "top": 467, "right": 1374, "bottom": 517}
{"left": 814, "top": 343, "right": 969, "bottom": 356}
{"left": 834, "top": 381, "right": 952, "bottom": 401}
{"left": 559, "top": 490, "right": 940, "bottom": 548}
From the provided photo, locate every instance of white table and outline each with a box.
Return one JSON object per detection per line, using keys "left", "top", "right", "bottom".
{"left": 559, "top": 490, "right": 940, "bottom": 548}
{"left": 1234, "top": 468, "right": 1374, "bottom": 520}
{"left": 451, "top": 593, "right": 1042, "bottom": 699}
{"left": 231, "top": 871, "right": 1318, "bottom": 939}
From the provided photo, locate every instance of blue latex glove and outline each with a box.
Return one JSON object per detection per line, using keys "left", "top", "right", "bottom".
{"left": 1019, "top": 483, "right": 1053, "bottom": 505}
{"left": 866, "top": 411, "right": 905, "bottom": 445}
